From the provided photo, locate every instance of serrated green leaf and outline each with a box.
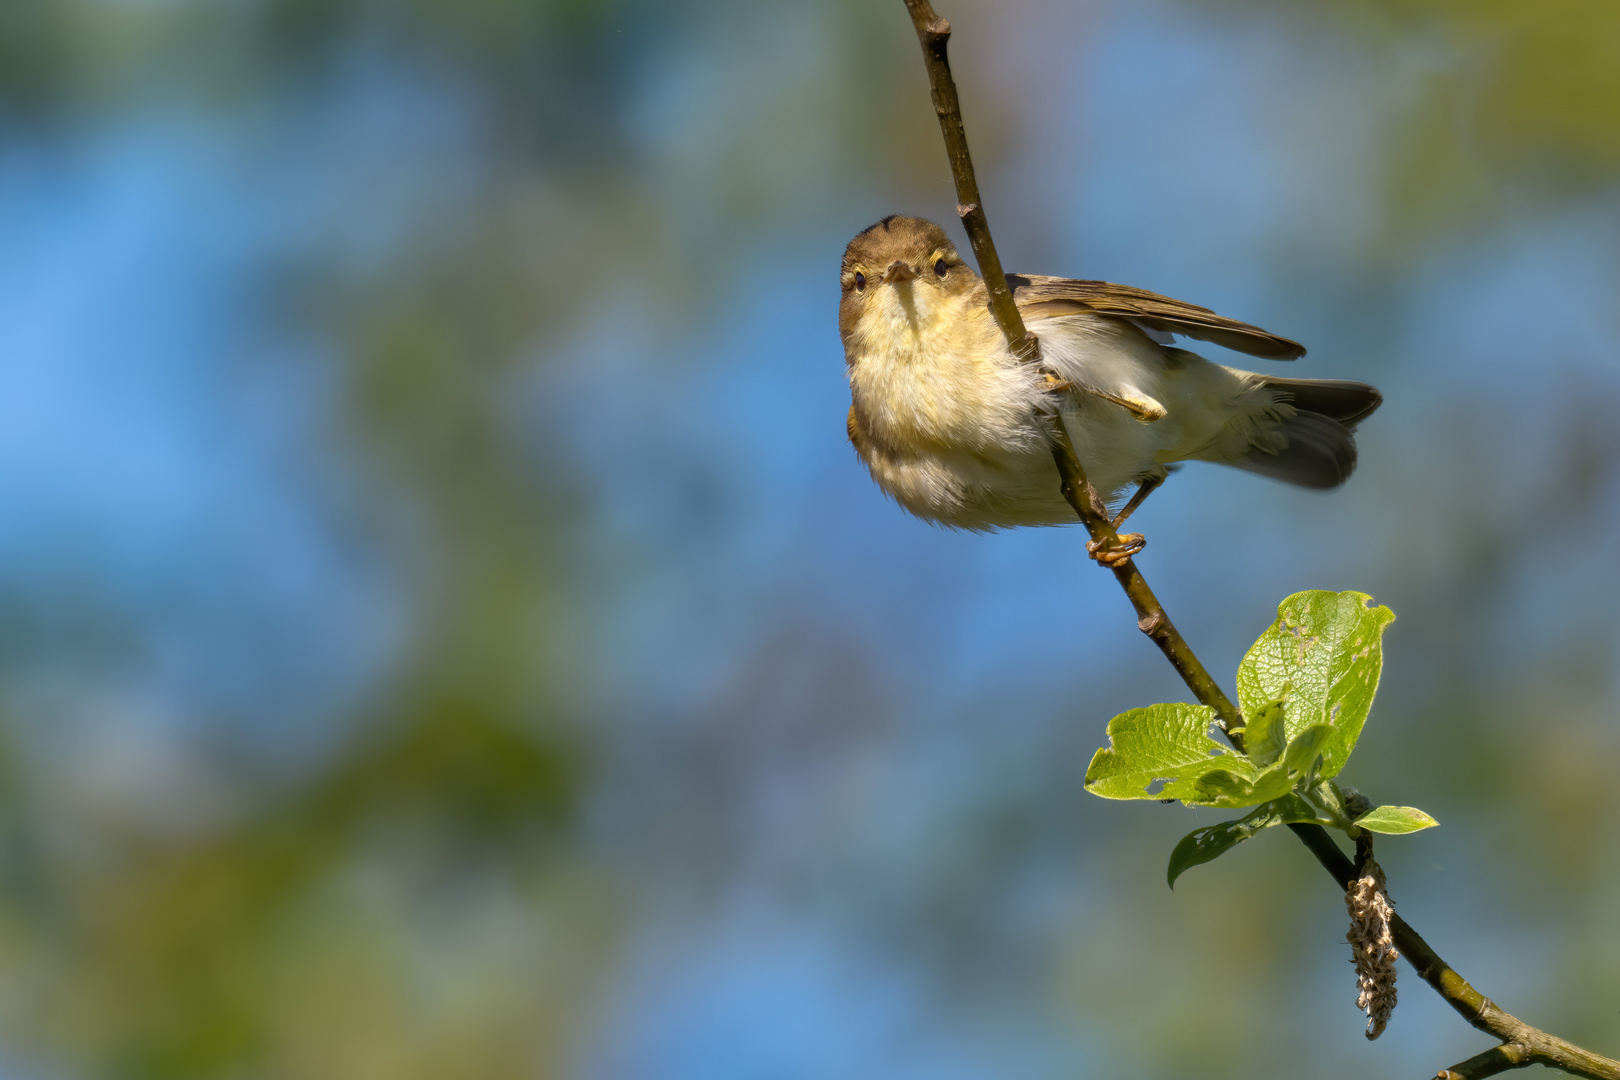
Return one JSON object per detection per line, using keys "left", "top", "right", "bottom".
{"left": 1355, "top": 805, "right": 1440, "bottom": 834}
{"left": 1236, "top": 591, "right": 1395, "bottom": 780}
{"left": 1085, "top": 702, "right": 1309, "bottom": 810}
{"left": 1084, "top": 703, "right": 1232, "bottom": 801}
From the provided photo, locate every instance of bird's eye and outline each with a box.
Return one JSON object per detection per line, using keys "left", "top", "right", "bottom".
{"left": 934, "top": 258, "right": 948, "bottom": 277}
{"left": 854, "top": 272, "right": 866, "bottom": 290}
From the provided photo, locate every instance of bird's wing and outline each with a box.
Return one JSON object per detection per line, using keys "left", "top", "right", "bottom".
{"left": 1009, "top": 275, "right": 1305, "bottom": 360}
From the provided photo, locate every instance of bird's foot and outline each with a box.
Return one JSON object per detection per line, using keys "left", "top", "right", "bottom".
{"left": 1087, "top": 531, "right": 1146, "bottom": 568}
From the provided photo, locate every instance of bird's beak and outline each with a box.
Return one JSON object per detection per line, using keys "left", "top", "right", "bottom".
{"left": 884, "top": 259, "right": 916, "bottom": 284}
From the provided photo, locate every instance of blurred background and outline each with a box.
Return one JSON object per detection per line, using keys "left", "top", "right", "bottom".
{"left": 2, "top": 0, "right": 1618, "bottom": 1076}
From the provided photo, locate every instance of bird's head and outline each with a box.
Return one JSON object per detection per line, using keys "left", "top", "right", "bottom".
{"left": 838, "top": 215, "right": 981, "bottom": 360}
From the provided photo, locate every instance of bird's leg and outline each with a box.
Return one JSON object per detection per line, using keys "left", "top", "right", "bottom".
{"left": 1085, "top": 474, "right": 1164, "bottom": 569}
{"left": 1038, "top": 365, "right": 1164, "bottom": 421}
{"left": 1109, "top": 472, "right": 1164, "bottom": 531}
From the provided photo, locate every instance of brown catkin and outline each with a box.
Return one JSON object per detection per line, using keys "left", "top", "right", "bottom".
{"left": 1346, "top": 853, "right": 1398, "bottom": 1039}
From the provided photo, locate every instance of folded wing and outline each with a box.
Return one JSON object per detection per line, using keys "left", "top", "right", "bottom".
{"left": 1009, "top": 274, "right": 1305, "bottom": 361}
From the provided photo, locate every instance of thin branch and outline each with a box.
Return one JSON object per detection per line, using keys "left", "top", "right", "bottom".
{"left": 900, "top": 0, "right": 1035, "bottom": 362}
{"left": 1437, "top": 1045, "right": 1533, "bottom": 1080}
{"left": 898, "top": 5, "right": 1620, "bottom": 1078}
{"left": 900, "top": 0, "right": 1243, "bottom": 739}
{"left": 1048, "top": 426, "right": 1245, "bottom": 740}
{"left": 1432, "top": 1028, "right": 1620, "bottom": 1080}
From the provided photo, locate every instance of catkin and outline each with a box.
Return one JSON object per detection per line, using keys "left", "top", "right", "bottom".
{"left": 1346, "top": 854, "right": 1398, "bottom": 1039}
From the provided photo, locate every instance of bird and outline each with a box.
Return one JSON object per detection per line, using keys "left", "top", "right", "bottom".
{"left": 838, "top": 215, "right": 1380, "bottom": 559}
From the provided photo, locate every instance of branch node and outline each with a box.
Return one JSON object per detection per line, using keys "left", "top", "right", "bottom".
{"left": 1137, "top": 612, "right": 1163, "bottom": 636}
{"left": 956, "top": 202, "right": 978, "bottom": 220}
{"left": 926, "top": 15, "right": 950, "bottom": 38}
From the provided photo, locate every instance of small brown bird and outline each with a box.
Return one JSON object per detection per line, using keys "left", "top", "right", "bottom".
{"left": 838, "top": 215, "right": 1380, "bottom": 539}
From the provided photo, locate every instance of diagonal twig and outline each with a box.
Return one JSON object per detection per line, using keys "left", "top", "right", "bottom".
{"left": 897, "top": 4, "right": 1620, "bottom": 1078}
{"left": 901, "top": 1, "right": 1034, "bottom": 362}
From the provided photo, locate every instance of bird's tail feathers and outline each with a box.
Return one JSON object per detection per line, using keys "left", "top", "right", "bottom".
{"left": 1256, "top": 377, "right": 1382, "bottom": 428}
{"left": 1226, "top": 376, "right": 1381, "bottom": 490}
{"left": 1234, "top": 411, "right": 1357, "bottom": 490}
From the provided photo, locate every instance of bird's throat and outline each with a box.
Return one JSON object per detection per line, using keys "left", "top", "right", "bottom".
{"left": 855, "top": 284, "right": 959, "bottom": 371}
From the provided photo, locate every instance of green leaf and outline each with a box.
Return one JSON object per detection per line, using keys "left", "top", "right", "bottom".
{"left": 1085, "top": 702, "right": 1312, "bottom": 810}
{"left": 1165, "top": 794, "right": 1326, "bottom": 887}
{"left": 1355, "top": 805, "right": 1440, "bottom": 834}
{"left": 1184, "top": 762, "right": 1295, "bottom": 808}
{"left": 1241, "top": 691, "right": 1290, "bottom": 767}
{"left": 1301, "top": 780, "right": 1356, "bottom": 830}
{"left": 1282, "top": 723, "right": 1334, "bottom": 781}
{"left": 1236, "top": 591, "right": 1395, "bottom": 780}
{"left": 1085, "top": 703, "right": 1231, "bottom": 801}
{"left": 1167, "top": 806, "right": 1277, "bottom": 887}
